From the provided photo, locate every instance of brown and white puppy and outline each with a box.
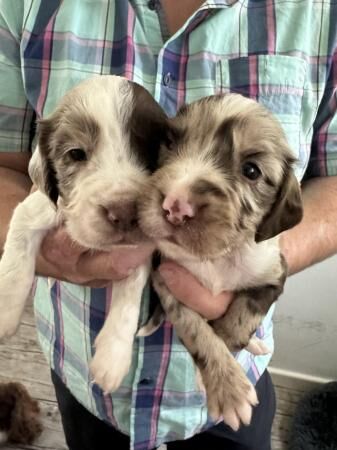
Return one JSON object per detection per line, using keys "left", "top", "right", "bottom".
{"left": 0, "top": 75, "right": 169, "bottom": 392}
{"left": 139, "top": 94, "right": 303, "bottom": 430}
{"left": 0, "top": 382, "right": 42, "bottom": 445}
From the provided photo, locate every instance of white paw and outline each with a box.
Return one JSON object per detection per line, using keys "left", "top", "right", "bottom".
{"left": 245, "top": 337, "right": 271, "bottom": 355}
{"left": 0, "top": 302, "right": 23, "bottom": 340}
{"left": 221, "top": 382, "right": 258, "bottom": 431}
{"left": 203, "top": 362, "right": 258, "bottom": 431}
{"left": 0, "top": 271, "right": 31, "bottom": 340}
{"left": 90, "top": 335, "right": 132, "bottom": 393}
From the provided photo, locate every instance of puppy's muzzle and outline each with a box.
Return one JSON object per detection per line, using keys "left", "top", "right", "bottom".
{"left": 101, "top": 199, "right": 138, "bottom": 233}
{"left": 162, "top": 193, "right": 195, "bottom": 226}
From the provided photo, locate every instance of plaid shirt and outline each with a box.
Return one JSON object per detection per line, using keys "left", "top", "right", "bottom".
{"left": 1, "top": 1, "right": 337, "bottom": 448}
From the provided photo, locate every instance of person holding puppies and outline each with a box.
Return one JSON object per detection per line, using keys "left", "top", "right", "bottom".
{"left": 0, "top": 1, "right": 337, "bottom": 449}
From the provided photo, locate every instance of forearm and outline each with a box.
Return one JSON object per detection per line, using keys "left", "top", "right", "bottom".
{"left": 0, "top": 166, "right": 32, "bottom": 252}
{"left": 280, "top": 175, "right": 337, "bottom": 275}
{"left": 0, "top": 152, "right": 31, "bottom": 173}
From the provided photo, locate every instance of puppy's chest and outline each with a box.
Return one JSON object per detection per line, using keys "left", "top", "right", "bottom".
{"left": 159, "top": 239, "right": 281, "bottom": 296}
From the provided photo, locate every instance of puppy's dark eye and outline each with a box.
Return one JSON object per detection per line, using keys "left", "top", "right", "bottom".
{"left": 68, "top": 148, "right": 87, "bottom": 162}
{"left": 242, "top": 162, "right": 261, "bottom": 181}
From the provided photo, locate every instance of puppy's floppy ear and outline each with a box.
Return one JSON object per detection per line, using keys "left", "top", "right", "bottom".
{"left": 255, "top": 169, "right": 303, "bottom": 242}
{"left": 128, "top": 82, "right": 174, "bottom": 172}
{"left": 29, "top": 117, "right": 59, "bottom": 205}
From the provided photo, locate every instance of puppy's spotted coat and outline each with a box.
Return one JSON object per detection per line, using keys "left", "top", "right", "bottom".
{"left": 139, "top": 94, "right": 303, "bottom": 430}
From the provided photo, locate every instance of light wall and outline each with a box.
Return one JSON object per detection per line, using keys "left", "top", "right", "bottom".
{"left": 271, "top": 255, "right": 337, "bottom": 381}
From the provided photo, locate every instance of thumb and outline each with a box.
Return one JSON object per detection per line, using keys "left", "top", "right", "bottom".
{"left": 158, "top": 262, "right": 233, "bottom": 320}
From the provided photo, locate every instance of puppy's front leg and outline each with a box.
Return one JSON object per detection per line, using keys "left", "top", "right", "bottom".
{"left": 152, "top": 271, "right": 258, "bottom": 431}
{"left": 90, "top": 262, "right": 150, "bottom": 393}
{"left": 0, "top": 191, "right": 57, "bottom": 339}
{"left": 211, "top": 258, "right": 287, "bottom": 354}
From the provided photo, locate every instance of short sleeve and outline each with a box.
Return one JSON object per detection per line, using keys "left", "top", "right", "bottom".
{"left": 0, "top": 1, "right": 35, "bottom": 153}
{"left": 305, "top": 49, "right": 337, "bottom": 178}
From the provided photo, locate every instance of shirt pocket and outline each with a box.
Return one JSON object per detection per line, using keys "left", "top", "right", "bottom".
{"left": 216, "top": 55, "right": 307, "bottom": 177}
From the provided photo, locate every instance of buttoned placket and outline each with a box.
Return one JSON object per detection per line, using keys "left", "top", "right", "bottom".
{"left": 129, "top": 1, "right": 234, "bottom": 448}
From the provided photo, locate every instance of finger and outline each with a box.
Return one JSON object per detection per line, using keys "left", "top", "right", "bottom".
{"left": 41, "top": 227, "right": 88, "bottom": 263}
{"left": 78, "top": 242, "right": 154, "bottom": 281}
{"left": 78, "top": 251, "right": 129, "bottom": 281}
{"left": 158, "top": 262, "right": 233, "bottom": 320}
{"left": 112, "top": 242, "right": 155, "bottom": 273}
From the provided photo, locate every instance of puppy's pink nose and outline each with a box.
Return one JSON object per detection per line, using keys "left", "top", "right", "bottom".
{"left": 162, "top": 196, "right": 195, "bottom": 225}
{"left": 103, "top": 201, "right": 138, "bottom": 232}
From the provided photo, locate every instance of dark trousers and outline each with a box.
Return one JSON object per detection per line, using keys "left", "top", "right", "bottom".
{"left": 51, "top": 369, "right": 276, "bottom": 450}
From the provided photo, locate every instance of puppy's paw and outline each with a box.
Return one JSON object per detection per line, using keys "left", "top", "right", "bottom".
{"left": 202, "top": 362, "right": 258, "bottom": 431}
{"left": 245, "top": 336, "right": 271, "bottom": 355}
{"left": 0, "top": 271, "right": 31, "bottom": 340}
{"left": 90, "top": 334, "right": 132, "bottom": 393}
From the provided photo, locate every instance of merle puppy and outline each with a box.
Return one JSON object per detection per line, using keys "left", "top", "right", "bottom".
{"left": 139, "top": 94, "right": 303, "bottom": 430}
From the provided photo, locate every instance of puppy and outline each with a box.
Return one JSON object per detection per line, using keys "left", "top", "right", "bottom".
{"left": 0, "top": 382, "right": 42, "bottom": 445}
{"left": 0, "top": 75, "right": 170, "bottom": 392}
{"left": 139, "top": 94, "right": 303, "bottom": 430}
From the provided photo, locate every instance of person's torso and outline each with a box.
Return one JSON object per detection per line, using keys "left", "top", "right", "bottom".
{"left": 18, "top": 1, "right": 336, "bottom": 449}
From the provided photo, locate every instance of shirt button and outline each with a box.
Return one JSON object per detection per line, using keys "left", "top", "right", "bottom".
{"left": 139, "top": 377, "right": 152, "bottom": 385}
{"left": 147, "top": 0, "right": 157, "bottom": 10}
{"left": 163, "top": 72, "right": 172, "bottom": 86}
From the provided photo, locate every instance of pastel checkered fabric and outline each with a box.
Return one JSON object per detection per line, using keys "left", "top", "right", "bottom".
{"left": 1, "top": 1, "right": 336, "bottom": 448}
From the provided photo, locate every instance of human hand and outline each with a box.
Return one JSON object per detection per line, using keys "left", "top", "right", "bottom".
{"left": 158, "top": 261, "right": 233, "bottom": 320}
{"left": 37, "top": 227, "right": 155, "bottom": 287}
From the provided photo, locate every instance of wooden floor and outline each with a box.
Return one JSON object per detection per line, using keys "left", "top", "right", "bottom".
{"left": 0, "top": 303, "right": 305, "bottom": 450}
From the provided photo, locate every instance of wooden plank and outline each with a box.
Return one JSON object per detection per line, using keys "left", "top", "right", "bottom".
{"left": 0, "top": 303, "right": 66, "bottom": 449}
{"left": 0, "top": 350, "right": 56, "bottom": 403}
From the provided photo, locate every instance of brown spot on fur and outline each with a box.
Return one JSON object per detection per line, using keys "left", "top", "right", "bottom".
{"left": 191, "top": 351, "right": 208, "bottom": 370}
{"left": 128, "top": 82, "right": 170, "bottom": 172}
{"left": 36, "top": 119, "right": 59, "bottom": 204}
{"left": 245, "top": 279, "right": 285, "bottom": 316}
{"left": 44, "top": 158, "right": 59, "bottom": 204}
{"left": 214, "top": 117, "right": 237, "bottom": 162}
{"left": 265, "top": 176, "right": 277, "bottom": 188}
{"left": 191, "top": 179, "right": 227, "bottom": 198}
{"left": 68, "top": 111, "right": 100, "bottom": 148}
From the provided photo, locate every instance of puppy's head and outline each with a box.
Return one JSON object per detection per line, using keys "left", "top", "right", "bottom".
{"left": 139, "top": 94, "right": 303, "bottom": 258}
{"left": 31, "top": 76, "right": 170, "bottom": 250}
